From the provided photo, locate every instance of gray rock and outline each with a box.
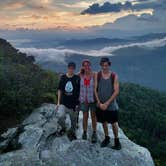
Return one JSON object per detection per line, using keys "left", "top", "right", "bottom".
{"left": 0, "top": 128, "right": 18, "bottom": 151}
{"left": 0, "top": 104, "right": 155, "bottom": 166}
{"left": 0, "top": 127, "right": 23, "bottom": 153}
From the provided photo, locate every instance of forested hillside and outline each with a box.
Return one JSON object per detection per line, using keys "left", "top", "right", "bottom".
{"left": 118, "top": 83, "right": 166, "bottom": 166}
{"left": 0, "top": 38, "right": 58, "bottom": 134}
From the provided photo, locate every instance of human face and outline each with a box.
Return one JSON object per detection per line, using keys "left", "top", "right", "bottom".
{"left": 101, "top": 62, "right": 110, "bottom": 72}
{"left": 83, "top": 62, "right": 91, "bottom": 73}
{"left": 67, "top": 66, "right": 75, "bottom": 75}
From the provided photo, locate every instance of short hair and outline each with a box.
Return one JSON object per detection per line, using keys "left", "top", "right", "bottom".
{"left": 100, "top": 57, "right": 111, "bottom": 66}
{"left": 68, "top": 62, "right": 76, "bottom": 69}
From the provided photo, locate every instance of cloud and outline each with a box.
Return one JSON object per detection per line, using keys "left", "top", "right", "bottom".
{"left": 0, "top": 8, "right": 163, "bottom": 38}
{"left": 98, "top": 36, "right": 166, "bottom": 55}
{"left": 81, "top": 2, "right": 133, "bottom": 14}
{"left": 81, "top": 0, "right": 166, "bottom": 15}
{"left": 3, "top": 2, "right": 25, "bottom": 10}
{"left": 0, "top": 0, "right": 53, "bottom": 12}
{"left": 132, "top": 0, "right": 166, "bottom": 10}
{"left": 60, "top": 2, "right": 93, "bottom": 9}
{"left": 0, "top": 5, "right": 151, "bottom": 30}
{"left": 0, "top": 0, "right": 165, "bottom": 34}
{"left": 19, "top": 47, "right": 69, "bottom": 64}
{"left": 90, "top": 8, "right": 166, "bottom": 37}
{"left": 19, "top": 37, "right": 166, "bottom": 64}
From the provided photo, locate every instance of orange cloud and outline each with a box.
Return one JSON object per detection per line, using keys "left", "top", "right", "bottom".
{"left": 0, "top": 7, "right": 153, "bottom": 30}
{"left": 4, "top": 2, "right": 25, "bottom": 10}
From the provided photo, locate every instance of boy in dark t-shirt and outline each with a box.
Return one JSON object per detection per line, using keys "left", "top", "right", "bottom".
{"left": 57, "top": 62, "right": 80, "bottom": 141}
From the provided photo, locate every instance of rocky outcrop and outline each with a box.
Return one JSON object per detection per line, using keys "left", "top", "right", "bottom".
{"left": 0, "top": 104, "right": 154, "bottom": 166}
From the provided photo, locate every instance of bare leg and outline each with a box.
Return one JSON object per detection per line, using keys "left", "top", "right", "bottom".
{"left": 90, "top": 111, "right": 97, "bottom": 132}
{"left": 102, "top": 122, "right": 109, "bottom": 136}
{"left": 83, "top": 111, "right": 89, "bottom": 132}
{"left": 90, "top": 111, "right": 97, "bottom": 143}
{"left": 112, "top": 122, "right": 119, "bottom": 138}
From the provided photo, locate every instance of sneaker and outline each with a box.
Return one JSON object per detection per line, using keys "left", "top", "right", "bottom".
{"left": 100, "top": 136, "right": 110, "bottom": 147}
{"left": 111, "top": 138, "right": 121, "bottom": 150}
{"left": 82, "top": 131, "right": 87, "bottom": 140}
{"left": 91, "top": 131, "right": 97, "bottom": 143}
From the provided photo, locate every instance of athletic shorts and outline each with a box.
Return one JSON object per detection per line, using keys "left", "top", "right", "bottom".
{"left": 96, "top": 107, "right": 118, "bottom": 124}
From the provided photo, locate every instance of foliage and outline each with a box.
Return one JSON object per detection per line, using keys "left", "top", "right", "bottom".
{"left": 119, "top": 82, "right": 166, "bottom": 166}
{"left": 0, "top": 39, "right": 58, "bottom": 133}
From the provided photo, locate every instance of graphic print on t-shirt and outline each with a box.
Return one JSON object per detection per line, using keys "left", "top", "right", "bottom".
{"left": 65, "top": 81, "right": 73, "bottom": 94}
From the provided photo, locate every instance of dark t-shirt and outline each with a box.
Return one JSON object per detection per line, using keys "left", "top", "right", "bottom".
{"left": 58, "top": 74, "right": 80, "bottom": 109}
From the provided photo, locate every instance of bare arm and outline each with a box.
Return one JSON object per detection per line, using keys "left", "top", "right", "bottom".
{"left": 57, "top": 89, "right": 62, "bottom": 105}
{"left": 94, "top": 72, "right": 100, "bottom": 105}
{"left": 57, "top": 75, "right": 63, "bottom": 109}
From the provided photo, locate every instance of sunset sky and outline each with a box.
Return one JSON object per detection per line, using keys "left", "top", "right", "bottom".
{"left": 0, "top": 0, "right": 164, "bottom": 30}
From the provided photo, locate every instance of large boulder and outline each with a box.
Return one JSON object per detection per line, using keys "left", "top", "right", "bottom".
{"left": 0, "top": 104, "right": 154, "bottom": 166}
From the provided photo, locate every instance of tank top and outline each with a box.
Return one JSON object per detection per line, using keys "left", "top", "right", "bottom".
{"left": 97, "top": 73, "right": 119, "bottom": 111}
{"left": 79, "top": 74, "right": 95, "bottom": 103}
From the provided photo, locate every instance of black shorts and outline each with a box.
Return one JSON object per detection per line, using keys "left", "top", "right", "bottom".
{"left": 96, "top": 107, "right": 118, "bottom": 124}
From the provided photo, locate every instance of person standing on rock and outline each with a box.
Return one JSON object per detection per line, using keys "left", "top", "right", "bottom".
{"left": 57, "top": 62, "right": 80, "bottom": 141}
{"left": 94, "top": 57, "right": 121, "bottom": 150}
{"left": 79, "top": 59, "right": 97, "bottom": 143}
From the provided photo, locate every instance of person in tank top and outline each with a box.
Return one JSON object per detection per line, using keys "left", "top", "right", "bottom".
{"left": 78, "top": 59, "right": 97, "bottom": 143}
{"left": 94, "top": 57, "right": 121, "bottom": 150}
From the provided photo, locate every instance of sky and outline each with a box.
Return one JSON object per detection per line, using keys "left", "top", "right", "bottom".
{"left": 0, "top": 0, "right": 166, "bottom": 39}
{"left": 1, "top": 0, "right": 166, "bottom": 91}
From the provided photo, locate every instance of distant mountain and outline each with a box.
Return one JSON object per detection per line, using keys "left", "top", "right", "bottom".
{"left": 59, "top": 37, "right": 131, "bottom": 50}
{"left": 4, "top": 32, "right": 166, "bottom": 92}
{"left": 131, "top": 33, "right": 166, "bottom": 41}
{"left": 36, "top": 45, "right": 166, "bottom": 92}
{"left": 59, "top": 33, "right": 166, "bottom": 50}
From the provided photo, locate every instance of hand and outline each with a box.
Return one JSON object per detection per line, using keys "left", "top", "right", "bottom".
{"left": 104, "top": 101, "right": 109, "bottom": 107}
{"left": 56, "top": 103, "right": 60, "bottom": 111}
{"left": 99, "top": 103, "right": 107, "bottom": 111}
